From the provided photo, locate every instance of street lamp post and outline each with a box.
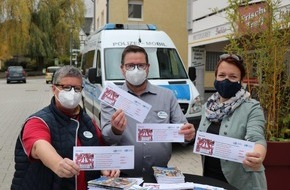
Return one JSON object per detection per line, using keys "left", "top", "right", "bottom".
{"left": 69, "top": 28, "right": 72, "bottom": 65}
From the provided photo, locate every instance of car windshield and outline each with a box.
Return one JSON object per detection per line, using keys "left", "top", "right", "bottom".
{"left": 104, "top": 47, "right": 188, "bottom": 80}
{"left": 9, "top": 67, "right": 23, "bottom": 72}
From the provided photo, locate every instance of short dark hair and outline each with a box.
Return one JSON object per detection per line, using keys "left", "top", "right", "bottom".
{"left": 215, "top": 54, "right": 246, "bottom": 81}
{"left": 121, "top": 45, "right": 149, "bottom": 64}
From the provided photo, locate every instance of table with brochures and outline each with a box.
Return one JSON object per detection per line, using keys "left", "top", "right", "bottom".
{"left": 183, "top": 174, "right": 238, "bottom": 190}
{"left": 142, "top": 173, "right": 238, "bottom": 190}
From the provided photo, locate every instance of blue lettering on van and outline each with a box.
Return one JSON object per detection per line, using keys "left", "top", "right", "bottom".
{"left": 159, "top": 84, "right": 190, "bottom": 100}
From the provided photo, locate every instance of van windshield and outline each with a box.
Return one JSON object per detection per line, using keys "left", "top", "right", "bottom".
{"left": 104, "top": 48, "right": 188, "bottom": 80}
{"left": 47, "top": 67, "right": 60, "bottom": 73}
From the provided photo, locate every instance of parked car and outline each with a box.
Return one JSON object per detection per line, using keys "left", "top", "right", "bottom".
{"left": 6, "top": 66, "right": 26, "bottom": 84}
{"left": 45, "top": 66, "right": 61, "bottom": 84}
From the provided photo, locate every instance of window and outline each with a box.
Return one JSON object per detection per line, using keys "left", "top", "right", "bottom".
{"left": 205, "top": 52, "right": 221, "bottom": 71}
{"left": 81, "top": 50, "right": 95, "bottom": 75}
{"left": 128, "top": 0, "right": 143, "bottom": 19}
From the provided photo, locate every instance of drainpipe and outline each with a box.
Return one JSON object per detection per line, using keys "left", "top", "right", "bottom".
{"left": 93, "top": 0, "right": 96, "bottom": 31}
{"left": 106, "top": 0, "right": 109, "bottom": 23}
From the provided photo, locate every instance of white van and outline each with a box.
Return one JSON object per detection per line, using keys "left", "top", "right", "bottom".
{"left": 81, "top": 23, "right": 201, "bottom": 126}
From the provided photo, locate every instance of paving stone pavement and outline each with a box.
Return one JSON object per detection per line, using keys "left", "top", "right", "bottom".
{"left": 0, "top": 77, "right": 202, "bottom": 190}
{"left": 168, "top": 143, "right": 203, "bottom": 176}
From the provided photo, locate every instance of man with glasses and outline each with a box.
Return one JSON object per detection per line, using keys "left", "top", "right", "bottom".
{"left": 101, "top": 45, "right": 195, "bottom": 179}
{"left": 11, "top": 65, "right": 119, "bottom": 190}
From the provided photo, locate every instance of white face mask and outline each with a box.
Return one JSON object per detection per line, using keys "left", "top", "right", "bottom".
{"left": 125, "top": 67, "right": 147, "bottom": 86}
{"left": 56, "top": 88, "right": 82, "bottom": 109}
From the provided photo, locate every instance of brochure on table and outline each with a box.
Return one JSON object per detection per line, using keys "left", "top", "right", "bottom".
{"left": 142, "top": 182, "right": 225, "bottom": 190}
{"left": 87, "top": 176, "right": 143, "bottom": 190}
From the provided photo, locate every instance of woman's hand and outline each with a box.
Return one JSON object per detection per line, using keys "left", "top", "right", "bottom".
{"left": 243, "top": 144, "right": 266, "bottom": 170}
{"left": 243, "top": 152, "right": 263, "bottom": 170}
{"left": 55, "top": 158, "right": 80, "bottom": 178}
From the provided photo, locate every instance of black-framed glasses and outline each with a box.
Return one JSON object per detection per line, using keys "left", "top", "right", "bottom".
{"left": 220, "top": 54, "right": 242, "bottom": 62}
{"left": 124, "top": 63, "right": 148, "bottom": 71}
{"left": 55, "top": 84, "right": 84, "bottom": 93}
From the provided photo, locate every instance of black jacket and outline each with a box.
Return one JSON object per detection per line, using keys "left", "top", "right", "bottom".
{"left": 11, "top": 97, "right": 102, "bottom": 190}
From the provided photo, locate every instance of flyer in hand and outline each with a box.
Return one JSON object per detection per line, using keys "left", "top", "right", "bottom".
{"left": 88, "top": 176, "right": 138, "bottom": 190}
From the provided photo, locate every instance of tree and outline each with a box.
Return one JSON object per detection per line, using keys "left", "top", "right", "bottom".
{"left": 0, "top": 0, "right": 31, "bottom": 60}
{"left": 0, "top": 0, "right": 85, "bottom": 68}
{"left": 224, "top": 0, "right": 290, "bottom": 141}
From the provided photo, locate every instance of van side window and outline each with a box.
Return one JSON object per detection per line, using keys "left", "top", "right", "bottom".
{"left": 170, "top": 50, "right": 184, "bottom": 77}
{"left": 82, "top": 50, "right": 95, "bottom": 75}
{"left": 157, "top": 49, "right": 172, "bottom": 78}
{"left": 96, "top": 50, "right": 101, "bottom": 76}
{"left": 156, "top": 48, "right": 187, "bottom": 79}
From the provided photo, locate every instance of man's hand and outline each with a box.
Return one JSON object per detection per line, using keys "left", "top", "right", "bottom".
{"left": 101, "top": 170, "right": 120, "bottom": 177}
{"left": 111, "top": 109, "right": 127, "bottom": 135}
{"left": 179, "top": 123, "right": 195, "bottom": 141}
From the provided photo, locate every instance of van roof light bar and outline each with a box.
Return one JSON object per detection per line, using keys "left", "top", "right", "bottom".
{"left": 103, "top": 23, "right": 157, "bottom": 30}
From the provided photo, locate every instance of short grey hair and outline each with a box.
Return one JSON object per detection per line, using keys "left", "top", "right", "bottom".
{"left": 52, "top": 65, "right": 83, "bottom": 84}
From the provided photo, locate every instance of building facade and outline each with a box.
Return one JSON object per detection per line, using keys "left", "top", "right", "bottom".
{"left": 187, "top": 0, "right": 290, "bottom": 98}
{"left": 94, "top": 0, "right": 188, "bottom": 68}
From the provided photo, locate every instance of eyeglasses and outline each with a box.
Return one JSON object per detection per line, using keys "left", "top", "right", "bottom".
{"left": 55, "top": 84, "right": 84, "bottom": 93}
{"left": 123, "top": 63, "right": 148, "bottom": 71}
{"left": 220, "top": 54, "right": 242, "bottom": 62}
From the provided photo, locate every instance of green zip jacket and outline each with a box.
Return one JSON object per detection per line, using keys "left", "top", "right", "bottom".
{"left": 198, "top": 98, "right": 267, "bottom": 190}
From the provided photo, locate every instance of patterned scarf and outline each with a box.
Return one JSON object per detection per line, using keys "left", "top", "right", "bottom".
{"left": 205, "top": 88, "right": 250, "bottom": 122}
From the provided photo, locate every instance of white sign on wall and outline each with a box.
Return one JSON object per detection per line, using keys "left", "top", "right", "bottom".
{"left": 192, "top": 47, "right": 206, "bottom": 67}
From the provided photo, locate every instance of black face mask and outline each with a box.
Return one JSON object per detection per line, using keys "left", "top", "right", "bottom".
{"left": 214, "top": 79, "right": 242, "bottom": 99}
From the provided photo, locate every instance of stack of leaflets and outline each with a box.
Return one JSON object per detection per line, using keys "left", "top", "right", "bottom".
{"left": 88, "top": 176, "right": 138, "bottom": 190}
{"left": 152, "top": 166, "right": 185, "bottom": 184}
{"left": 143, "top": 182, "right": 194, "bottom": 190}
{"left": 143, "top": 182, "right": 225, "bottom": 190}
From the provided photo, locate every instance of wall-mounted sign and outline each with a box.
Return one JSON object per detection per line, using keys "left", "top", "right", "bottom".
{"left": 238, "top": 2, "right": 268, "bottom": 34}
{"left": 192, "top": 47, "right": 206, "bottom": 67}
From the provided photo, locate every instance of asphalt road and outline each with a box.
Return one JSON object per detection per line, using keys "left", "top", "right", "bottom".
{"left": 0, "top": 76, "right": 202, "bottom": 190}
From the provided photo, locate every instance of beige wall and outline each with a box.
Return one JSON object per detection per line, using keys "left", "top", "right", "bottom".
{"left": 95, "top": 0, "right": 107, "bottom": 29}
{"left": 204, "top": 72, "right": 215, "bottom": 89}
{"left": 96, "top": 0, "right": 188, "bottom": 68}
